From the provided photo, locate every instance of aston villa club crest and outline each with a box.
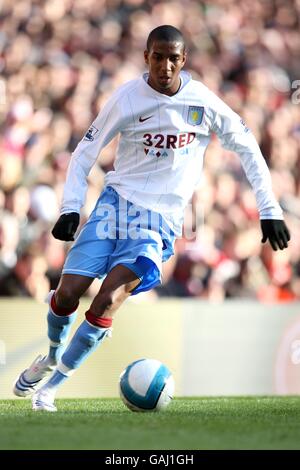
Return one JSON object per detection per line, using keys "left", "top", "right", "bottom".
{"left": 187, "top": 106, "right": 204, "bottom": 126}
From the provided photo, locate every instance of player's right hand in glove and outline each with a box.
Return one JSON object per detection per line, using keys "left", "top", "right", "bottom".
{"left": 51, "top": 212, "right": 80, "bottom": 241}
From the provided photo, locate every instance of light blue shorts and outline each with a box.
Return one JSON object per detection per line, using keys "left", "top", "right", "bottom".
{"left": 62, "top": 186, "right": 175, "bottom": 295}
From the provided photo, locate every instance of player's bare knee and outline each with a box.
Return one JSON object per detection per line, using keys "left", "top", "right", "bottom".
{"left": 124, "top": 278, "right": 140, "bottom": 294}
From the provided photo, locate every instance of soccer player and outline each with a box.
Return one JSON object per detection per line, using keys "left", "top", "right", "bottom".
{"left": 13, "top": 25, "right": 290, "bottom": 411}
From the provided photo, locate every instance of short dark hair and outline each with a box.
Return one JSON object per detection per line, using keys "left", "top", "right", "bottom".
{"left": 146, "top": 25, "right": 186, "bottom": 52}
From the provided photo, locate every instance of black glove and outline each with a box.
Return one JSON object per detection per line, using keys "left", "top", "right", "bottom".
{"left": 260, "top": 219, "right": 290, "bottom": 251}
{"left": 52, "top": 212, "right": 80, "bottom": 241}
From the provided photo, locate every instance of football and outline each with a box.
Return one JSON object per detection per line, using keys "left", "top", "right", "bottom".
{"left": 119, "top": 358, "right": 175, "bottom": 412}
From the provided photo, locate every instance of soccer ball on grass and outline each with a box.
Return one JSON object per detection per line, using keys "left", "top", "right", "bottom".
{"left": 119, "top": 358, "right": 174, "bottom": 412}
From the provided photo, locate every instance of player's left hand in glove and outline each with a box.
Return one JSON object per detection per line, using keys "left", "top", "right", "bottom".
{"left": 260, "top": 219, "right": 290, "bottom": 251}
{"left": 51, "top": 212, "right": 80, "bottom": 241}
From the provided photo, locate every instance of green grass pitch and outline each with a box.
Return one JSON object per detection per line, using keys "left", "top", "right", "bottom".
{"left": 1, "top": 397, "right": 300, "bottom": 450}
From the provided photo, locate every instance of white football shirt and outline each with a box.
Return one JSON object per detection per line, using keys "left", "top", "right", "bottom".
{"left": 61, "top": 71, "right": 283, "bottom": 236}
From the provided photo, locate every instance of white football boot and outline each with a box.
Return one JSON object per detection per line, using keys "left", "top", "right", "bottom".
{"left": 13, "top": 355, "right": 56, "bottom": 397}
{"left": 32, "top": 388, "right": 57, "bottom": 412}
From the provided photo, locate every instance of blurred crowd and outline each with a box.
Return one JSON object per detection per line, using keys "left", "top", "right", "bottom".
{"left": 0, "top": 0, "right": 300, "bottom": 302}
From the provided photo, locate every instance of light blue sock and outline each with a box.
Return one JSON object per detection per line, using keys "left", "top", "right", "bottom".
{"left": 47, "top": 308, "right": 77, "bottom": 364}
{"left": 46, "top": 370, "right": 68, "bottom": 389}
{"left": 44, "top": 320, "right": 110, "bottom": 390}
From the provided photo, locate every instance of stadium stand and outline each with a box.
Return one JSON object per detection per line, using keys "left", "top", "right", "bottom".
{"left": 0, "top": 0, "right": 299, "bottom": 302}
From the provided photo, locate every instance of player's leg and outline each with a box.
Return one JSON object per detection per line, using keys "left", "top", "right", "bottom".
{"left": 32, "top": 265, "right": 140, "bottom": 411}
{"left": 16, "top": 187, "right": 120, "bottom": 403}
{"left": 13, "top": 274, "right": 93, "bottom": 397}
{"left": 46, "top": 274, "right": 94, "bottom": 365}
{"left": 52, "top": 265, "right": 140, "bottom": 373}
{"left": 88, "top": 263, "right": 141, "bottom": 318}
